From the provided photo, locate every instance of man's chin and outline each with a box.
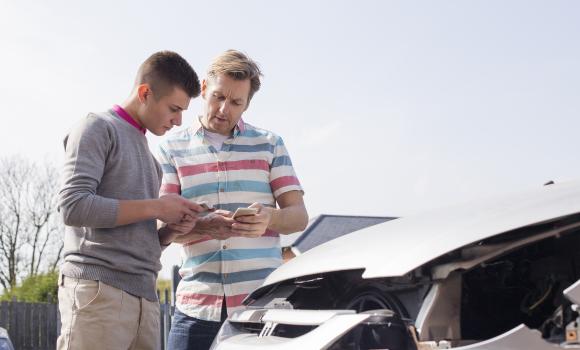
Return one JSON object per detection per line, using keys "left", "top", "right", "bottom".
{"left": 152, "top": 129, "right": 167, "bottom": 136}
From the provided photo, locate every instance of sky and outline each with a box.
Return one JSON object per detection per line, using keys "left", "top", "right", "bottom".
{"left": 1, "top": 0, "right": 579, "bottom": 278}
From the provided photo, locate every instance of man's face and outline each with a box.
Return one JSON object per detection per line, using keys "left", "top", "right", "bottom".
{"left": 140, "top": 86, "right": 190, "bottom": 136}
{"left": 201, "top": 74, "right": 251, "bottom": 136}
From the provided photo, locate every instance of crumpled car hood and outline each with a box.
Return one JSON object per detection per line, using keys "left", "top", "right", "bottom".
{"left": 263, "top": 180, "right": 580, "bottom": 287}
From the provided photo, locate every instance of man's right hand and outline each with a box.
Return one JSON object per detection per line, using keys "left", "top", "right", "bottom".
{"left": 156, "top": 194, "right": 204, "bottom": 224}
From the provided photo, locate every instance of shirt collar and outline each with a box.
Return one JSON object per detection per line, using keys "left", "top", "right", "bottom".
{"left": 112, "top": 105, "right": 146, "bottom": 134}
{"left": 192, "top": 116, "right": 245, "bottom": 139}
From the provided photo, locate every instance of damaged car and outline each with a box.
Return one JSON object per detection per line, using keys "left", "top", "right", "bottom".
{"left": 211, "top": 180, "right": 580, "bottom": 349}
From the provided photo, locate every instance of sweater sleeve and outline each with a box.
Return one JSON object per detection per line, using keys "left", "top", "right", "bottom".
{"left": 58, "top": 115, "right": 119, "bottom": 228}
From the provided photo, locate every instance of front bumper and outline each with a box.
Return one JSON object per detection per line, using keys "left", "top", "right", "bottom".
{"left": 210, "top": 308, "right": 369, "bottom": 349}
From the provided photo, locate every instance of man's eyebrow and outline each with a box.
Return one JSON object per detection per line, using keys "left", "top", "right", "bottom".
{"left": 171, "top": 104, "right": 185, "bottom": 111}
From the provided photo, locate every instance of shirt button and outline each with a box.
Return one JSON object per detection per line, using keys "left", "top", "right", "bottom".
{"left": 222, "top": 245, "right": 227, "bottom": 249}
{"left": 219, "top": 188, "right": 225, "bottom": 192}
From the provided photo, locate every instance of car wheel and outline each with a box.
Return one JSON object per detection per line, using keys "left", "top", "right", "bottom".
{"left": 335, "top": 282, "right": 408, "bottom": 318}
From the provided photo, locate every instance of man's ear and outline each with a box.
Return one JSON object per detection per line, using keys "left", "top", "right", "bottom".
{"left": 201, "top": 79, "right": 208, "bottom": 99}
{"left": 137, "top": 84, "right": 152, "bottom": 103}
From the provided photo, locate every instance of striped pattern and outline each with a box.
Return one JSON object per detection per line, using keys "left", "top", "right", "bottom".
{"left": 158, "top": 118, "right": 303, "bottom": 322}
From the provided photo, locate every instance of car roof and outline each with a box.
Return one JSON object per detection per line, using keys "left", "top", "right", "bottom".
{"left": 262, "top": 180, "right": 580, "bottom": 287}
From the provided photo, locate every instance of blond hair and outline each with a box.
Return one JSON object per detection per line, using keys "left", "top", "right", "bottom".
{"left": 207, "top": 50, "right": 262, "bottom": 102}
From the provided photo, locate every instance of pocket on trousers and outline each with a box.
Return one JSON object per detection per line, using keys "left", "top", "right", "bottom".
{"left": 67, "top": 278, "right": 101, "bottom": 312}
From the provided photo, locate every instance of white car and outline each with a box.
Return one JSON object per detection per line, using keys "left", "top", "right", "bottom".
{"left": 211, "top": 180, "right": 580, "bottom": 349}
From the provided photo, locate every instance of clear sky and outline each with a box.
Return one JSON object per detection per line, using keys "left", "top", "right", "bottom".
{"left": 1, "top": 0, "right": 579, "bottom": 278}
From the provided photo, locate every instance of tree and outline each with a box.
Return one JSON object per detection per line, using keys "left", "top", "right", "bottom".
{"left": 0, "top": 270, "right": 58, "bottom": 303}
{"left": 0, "top": 156, "right": 63, "bottom": 292}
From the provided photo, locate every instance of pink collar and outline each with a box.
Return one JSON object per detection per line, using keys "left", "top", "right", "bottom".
{"left": 112, "top": 105, "right": 146, "bottom": 134}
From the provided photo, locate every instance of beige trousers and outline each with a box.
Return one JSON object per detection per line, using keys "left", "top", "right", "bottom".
{"left": 56, "top": 275, "right": 160, "bottom": 350}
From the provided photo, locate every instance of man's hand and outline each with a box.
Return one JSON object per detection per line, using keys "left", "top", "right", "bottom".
{"left": 194, "top": 210, "right": 235, "bottom": 240}
{"left": 231, "top": 203, "right": 273, "bottom": 238}
{"left": 167, "top": 215, "right": 197, "bottom": 235}
{"left": 158, "top": 214, "right": 198, "bottom": 246}
{"left": 157, "top": 194, "right": 203, "bottom": 224}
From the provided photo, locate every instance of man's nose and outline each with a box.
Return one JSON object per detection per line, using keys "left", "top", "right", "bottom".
{"left": 219, "top": 100, "right": 229, "bottom": 114}
{"left": 173, "top": 113, "right": 182, "bottom": 126}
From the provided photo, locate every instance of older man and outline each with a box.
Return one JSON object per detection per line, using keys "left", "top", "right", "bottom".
{"left": 158, "top": 50, "right": 308, "bottom": 349}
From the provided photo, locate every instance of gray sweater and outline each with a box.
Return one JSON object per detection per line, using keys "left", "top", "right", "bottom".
{"left": 58, "top": 109, "right": 162, "bottom": 301}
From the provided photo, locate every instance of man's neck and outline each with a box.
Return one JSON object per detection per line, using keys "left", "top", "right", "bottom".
{"left": 120, "top": 99, "right": 145, "bottom": 129}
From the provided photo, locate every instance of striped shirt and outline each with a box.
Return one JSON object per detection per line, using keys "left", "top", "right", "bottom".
{"left": 157, "top": 117, "right": 303, "bottom": 321}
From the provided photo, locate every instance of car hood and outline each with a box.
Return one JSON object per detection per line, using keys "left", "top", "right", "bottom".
{"left": 263, "top": 180, "right": 580, "bottom": 287}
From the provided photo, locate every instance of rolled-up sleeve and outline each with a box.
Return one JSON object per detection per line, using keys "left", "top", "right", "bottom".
{"left": 58, "top": 115, "right": 119, "bottom": 228}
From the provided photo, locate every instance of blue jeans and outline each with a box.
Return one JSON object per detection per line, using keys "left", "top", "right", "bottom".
{"left": 167, "top": 303, "right": 227, "bottom": 350}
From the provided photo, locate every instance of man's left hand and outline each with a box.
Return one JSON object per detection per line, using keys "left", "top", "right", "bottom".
{"left": 167, "top": 215, "right": 197, "bottom": 235}
{"left": 231, "top": 203, "right": 273, "bottom": 238}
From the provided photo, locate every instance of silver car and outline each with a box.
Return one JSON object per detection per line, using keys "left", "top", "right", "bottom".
{"left": 0, "top": 328, "right": 14, "bottom": 350}
{"left": 211, "top": 180, "right": 580, "bottom": 349}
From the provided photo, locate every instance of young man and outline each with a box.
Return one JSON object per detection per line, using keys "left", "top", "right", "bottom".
{"left": 57, "top": 51, "right": 203, "bottom": 350}
{"left": 158, "top": 50, "right": 308, "bottom": 350}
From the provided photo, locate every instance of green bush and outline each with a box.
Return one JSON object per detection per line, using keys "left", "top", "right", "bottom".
{"left": 0, "top": 271, "right": 58, "bottom": 303}
{"left": 1, "top": 273, "right": 173, "bottom": 304}
{"left": 157, "top": 278, "right": 172, "bottom": 304}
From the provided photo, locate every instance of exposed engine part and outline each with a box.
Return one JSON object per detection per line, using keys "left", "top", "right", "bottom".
{"left": 409, "top": 325, "right": 451, "bottom": 349}
{"left": 520, "top": 275, "right": 556, "bottom": 316}
{"left": 460, "top": 232, "right": 580, "bottom": 343}
{"left": 563, "top": 305, "right": 580, "bottom": 346}
{"left": 566, "top": 318, "right": 580, "bottom": 344}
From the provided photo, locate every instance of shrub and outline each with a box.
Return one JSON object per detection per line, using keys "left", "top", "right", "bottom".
{"left": 0, "top": 271, "right": 58, "bottom": 303}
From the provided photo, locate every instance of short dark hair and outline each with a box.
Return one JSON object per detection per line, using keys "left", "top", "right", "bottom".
{"left": 136, "top": 51, "right": 200, "bottom": 98}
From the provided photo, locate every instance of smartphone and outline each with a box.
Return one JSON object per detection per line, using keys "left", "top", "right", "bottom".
{"left": 233, "top": 207, "right": 259, "bottom": 219}
{"left": 199, "top": 201, "right": 213, "bottom": 211}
